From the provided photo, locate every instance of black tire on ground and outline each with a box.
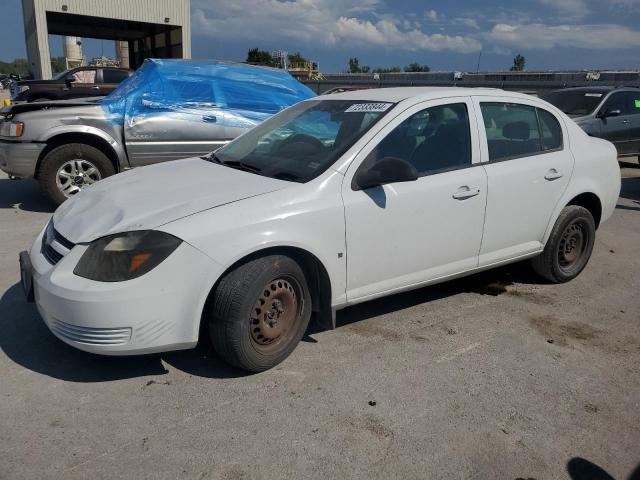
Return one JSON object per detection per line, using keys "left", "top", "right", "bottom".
{"left": 38, "top": 143, "right": 115, "bottom": 205}
{"left": 531, "top": 205, "right": 596, "bottom": 283}
{"left": 208, "top": 254, "right": 312, "bottom": 372}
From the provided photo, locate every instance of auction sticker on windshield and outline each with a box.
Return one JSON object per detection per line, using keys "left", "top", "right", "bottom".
{"left": 345, "top": 103, "right": 393, "bottom": 113}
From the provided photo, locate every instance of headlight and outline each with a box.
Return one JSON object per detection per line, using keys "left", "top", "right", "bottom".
{"left": 74, "top": 230, "right": 182, "bottom": 282}
{"left": 0, "top": 121, "right": 24, "bottom": 137}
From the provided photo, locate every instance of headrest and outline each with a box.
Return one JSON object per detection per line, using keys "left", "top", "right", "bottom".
{"left": 502, "top": 121, "right": 530, "bottom": 140}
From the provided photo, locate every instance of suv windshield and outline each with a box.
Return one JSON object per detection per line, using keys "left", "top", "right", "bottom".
{"left": 211, "top": 100, "right": 394, "bottom": 182}
{"left": 543, "top": 91, "right": 605, "bottom": 116}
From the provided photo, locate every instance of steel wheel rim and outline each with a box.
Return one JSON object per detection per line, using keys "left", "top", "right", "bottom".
{"left": 557, "top": 220, "right": 587, "bottom": 271}
{"left": 249, "top": 276, "right": 302, "bottom": 352}
{"left": 55, "top": 159, "right": 101, "bottom": 198}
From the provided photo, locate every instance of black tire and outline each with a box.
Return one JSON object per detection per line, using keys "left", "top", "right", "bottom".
{"left": 531, "top": 205, "right": 596, "bottom": 283}
{"left": 38, "top": 143, "right": 115, "bottom": 205}
{"left": 209, "top": 254, "right": 312, "bottom": 372}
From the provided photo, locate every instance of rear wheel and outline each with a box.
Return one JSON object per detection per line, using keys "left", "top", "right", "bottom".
{"left": 531, "top": 205, "right": 596, "bottom": 283}
{"left": 38, "top": 143, "right": 115, "bottom": 205}
{"left": 208, "top": 255, "right": 312, "bottom": 372}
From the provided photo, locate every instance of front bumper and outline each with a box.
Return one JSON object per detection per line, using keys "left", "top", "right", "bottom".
{"left": 28, "top": 227, "right": 223, "bottom": 355}
{"left": 0, "top": 140, "right": 44, "bottom": 177}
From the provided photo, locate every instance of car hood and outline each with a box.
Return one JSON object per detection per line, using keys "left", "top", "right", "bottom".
{"left": 53, "top": 157, "right": 290, "bottom": 244}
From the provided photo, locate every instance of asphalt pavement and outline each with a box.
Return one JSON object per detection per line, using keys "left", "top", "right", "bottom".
{"left": 0, "top": 162, "right": 639, "bottom": 479}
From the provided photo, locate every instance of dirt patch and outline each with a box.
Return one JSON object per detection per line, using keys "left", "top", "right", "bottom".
{"left": 471, "top": 279, "right": 554, "bottom": 305}
{"left": 344, "top": 321, "right": 402, "bottom": 341}
{"left": 529, "top": 315, "right": 601, "bottom": 347}
{"left": 348, "top": 414, "right": 393, "bottom": 438}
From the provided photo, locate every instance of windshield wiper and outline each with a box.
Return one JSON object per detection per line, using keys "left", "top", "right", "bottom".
{"left": 204, "top": 153, "right": 262, "bottom": 173}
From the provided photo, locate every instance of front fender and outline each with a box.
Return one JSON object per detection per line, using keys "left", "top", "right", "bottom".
{"left": 38, "top": 125, "right": 129, "bottom": 170}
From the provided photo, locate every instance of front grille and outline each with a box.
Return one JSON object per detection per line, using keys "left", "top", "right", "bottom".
{"left": 50, "top": 319, "right": 132, "bottom": 346}
{"left": 41, "top": 223, "right": 75, "bottom": 265}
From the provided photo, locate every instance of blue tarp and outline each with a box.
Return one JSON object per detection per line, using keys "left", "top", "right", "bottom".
{"left": 100, "top": 59, "right": 315, "bottom": 127}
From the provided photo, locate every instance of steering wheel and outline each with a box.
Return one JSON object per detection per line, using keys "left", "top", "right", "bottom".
{"left": 274, "top": 134, "right": 325, "bottom": 155}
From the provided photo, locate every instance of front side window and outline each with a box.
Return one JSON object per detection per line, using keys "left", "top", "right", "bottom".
{"left": 600, "top": 92, "right": 629, "bottom": 116}
{"left": 625, "top": 92, "right": 640, "bottom": 116}
{"left": 366, "top": 103, "right": 471, "bottom": 176}
{"left": 213, "top": 100, "right": 394, "bottom": 182}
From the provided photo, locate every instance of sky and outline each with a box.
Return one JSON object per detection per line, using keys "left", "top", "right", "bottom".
{"left": 1, "top": 0, "right": 639, "bottom": 72}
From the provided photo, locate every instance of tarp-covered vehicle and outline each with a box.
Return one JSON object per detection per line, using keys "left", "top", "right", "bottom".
{"left": 0, "top": 59, "right": 314, "bottom": 204}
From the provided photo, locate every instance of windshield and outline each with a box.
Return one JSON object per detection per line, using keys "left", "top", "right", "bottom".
{"left": 543, "top": 91, "right": 605, "bottom": 116}
{"left": 212, "top": 99, "right": 394, "bottom": 182}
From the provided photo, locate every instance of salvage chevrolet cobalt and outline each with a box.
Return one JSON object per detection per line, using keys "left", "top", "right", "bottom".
{"left": 20, "top": 88, "right": 621, "bottom": 372}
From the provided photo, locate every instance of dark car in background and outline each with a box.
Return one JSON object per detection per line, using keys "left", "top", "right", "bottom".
{"left": 544, "top": 86, "right": 640, "bottom": 157}
{"left": 10, "top": 66, "right": 131, "bottom": 103}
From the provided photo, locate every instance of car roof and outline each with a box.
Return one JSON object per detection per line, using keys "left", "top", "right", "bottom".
{"left": 316, "top": 86, "right": 537, "bottom": 103}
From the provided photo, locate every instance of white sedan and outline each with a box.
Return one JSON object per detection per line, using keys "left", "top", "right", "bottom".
{"left": 20, "top": 87, "right": 621, "bottom": 372}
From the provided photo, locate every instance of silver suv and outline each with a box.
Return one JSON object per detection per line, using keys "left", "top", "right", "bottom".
{"left": 0, "top": 60, "right": 314, "bottom": 204}
{"left": 544, "top": 86, "right": 640, "bottom": 157}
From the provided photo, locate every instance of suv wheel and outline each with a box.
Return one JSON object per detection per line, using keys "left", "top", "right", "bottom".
{"left": 38, "top": 143, "right": 115, "bottom": 205}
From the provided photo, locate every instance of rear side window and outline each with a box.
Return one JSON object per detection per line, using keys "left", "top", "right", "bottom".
{"left": 369, "top": 103, "right": 471, "bottom": 176}
{"left": 538, "top": 109, "right": 563, "bottom": 151}
{"left": 103, "top": 69, "right": 129, "bottom": 84}
{"left": 480, "top": 102, "right": 563, "bottom": 161}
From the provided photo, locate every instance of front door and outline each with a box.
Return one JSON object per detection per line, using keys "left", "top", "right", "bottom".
{"left": 124, "top": 76, "right": 229, "bottom": 166}
{"left": 342, "top": 98, "right": 487, "bottom": 302}
{"left": 598, "top": 91, "right": 636, "bottom": 155}
{"left": 473, "top": 97, "right": 574, "bottom": 265}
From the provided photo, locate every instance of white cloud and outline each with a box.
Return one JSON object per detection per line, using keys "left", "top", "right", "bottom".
{"left": 425, "top": 9, "right": 438, "bottom": 21}
{"left": 191, "top": 0, "right": 481, "bottom": 54}
{"left": 487, "top": 23, "right": 640, "bottom": 50}
{"left": 537, "top": 0, "right": 591, "bottom": 19}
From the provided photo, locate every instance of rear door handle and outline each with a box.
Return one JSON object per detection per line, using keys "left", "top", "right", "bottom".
{"left": 544, "top": 169, "right": 563, "bottom": 181}
{"left": 452, "top": 186, "right": 480, "bottom": 200}
{"left": 202, "top": 115, "right": 217, "bottom": 123}
{"left": 91, "top": 86, "right": 100, "bottom": 90}
{"left": 622, "top": 119, "right": 630, "bottom": 124}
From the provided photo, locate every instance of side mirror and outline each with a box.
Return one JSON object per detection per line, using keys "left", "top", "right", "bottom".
{"left": 353, "top": 156, "right": 419, "bottom": 191}
{"left": 64, "top": 74, "right": 76, "bottom": 85}
{"left": 598, "top": 109, "right": 621, "bottom": 118}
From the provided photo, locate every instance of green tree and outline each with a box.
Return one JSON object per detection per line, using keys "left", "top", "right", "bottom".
{"left": 287, "top": 52, "right": 309, "bottom": 65}
{"left": 0, "top": 58, "right": 30, "bottom": 76}
{"left": 50, "top": 57, "right": 67, "bottom": 76}
{"left": 510, "top": 54, "right": 526, "bottom": 71}
{"left": 246, "top": 48, "right": 274, "bottom": 66}
{"left": 404, "top": 62, "right": 430, "bottom": 72}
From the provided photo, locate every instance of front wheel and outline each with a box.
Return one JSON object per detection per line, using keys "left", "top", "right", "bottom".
{"left": 38, "top": 143, "right": 115, "bottom": 205}
{"left": 208, "top": 255, "right": 312, "bottom": 372}
{"left": 531, "top": 205, "right": 596, "bottom": 283}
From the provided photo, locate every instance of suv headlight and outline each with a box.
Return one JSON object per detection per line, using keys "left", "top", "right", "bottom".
{"left": 74, "top": 230, "right": 182, "bottom": 282}
{"left": 0, "top": 121, "right": 24, "bottom": 137}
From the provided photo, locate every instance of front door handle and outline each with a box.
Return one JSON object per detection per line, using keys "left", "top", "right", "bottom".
{"left": 544, "top": 169, "right": 564, "bottom": 181}
{"left": 91, "top": 86, "right": 100, "bottom": 90}
{"left": 452, "top": 186, "right": 480, "bottom": 200}
{"left": 622, "top": 119, "right": 630, "bottom": 124}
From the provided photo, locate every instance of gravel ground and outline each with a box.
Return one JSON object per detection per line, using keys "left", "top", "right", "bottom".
{"left": 0, "top": 162, "right": 639, "bottom": 480}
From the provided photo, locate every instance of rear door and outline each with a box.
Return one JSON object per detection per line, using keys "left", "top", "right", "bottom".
{"left": 473, "top": 96, "right": 574, "bottom": 266}
{"left": 598, "top": 92, "right": 635, "bottom": 155}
